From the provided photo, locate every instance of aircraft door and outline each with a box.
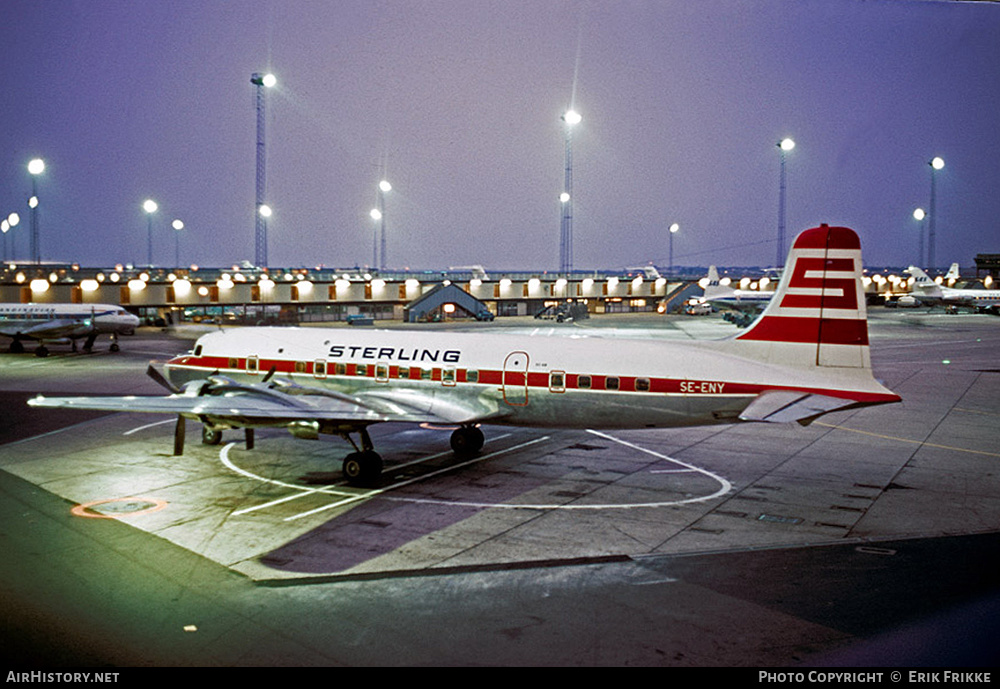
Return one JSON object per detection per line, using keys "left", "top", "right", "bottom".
{"left": 503, "top": 351, "right": 529, "bottom": 406}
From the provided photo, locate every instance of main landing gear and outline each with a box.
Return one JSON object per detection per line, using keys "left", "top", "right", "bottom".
{"left": 341, "top": 428, "right": 384, "bottom": 485}
{"left": 339, "top": 424, "right": 485, "bottom": 486}
{"left": 193, "top": 421, "right": 487, "bottom": 487}
{"left": 449, "top": 425, "right": 484, "bottom": 456}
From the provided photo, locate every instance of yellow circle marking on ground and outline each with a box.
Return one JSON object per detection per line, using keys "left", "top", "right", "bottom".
{"left": 71, "top": 497, "right": 169, "bottom": 519}
{"left": 814, "top": 422, "right": 1000, "bottom": 459}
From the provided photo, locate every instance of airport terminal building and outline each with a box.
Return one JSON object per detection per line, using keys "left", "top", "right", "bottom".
{"left": 0, "top": 263, "right": 692, "bottom": 325}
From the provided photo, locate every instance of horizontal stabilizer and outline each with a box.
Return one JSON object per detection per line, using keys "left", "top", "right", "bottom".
{"left": 738, "top": 389, "right": 863, "bottom": 425}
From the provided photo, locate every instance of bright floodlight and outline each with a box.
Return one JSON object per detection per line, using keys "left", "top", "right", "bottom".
{"left": 143, "top": 199, "right": 157, "bottom": 214}
{"left": 913, "top": 208, "right": 926, "bottom": 220}
{"left": 779, "top": 138, "right": 795, "bottom": 151}
{"left": 563, "top": 109, "right": 582, "bottom": 126}
{"left": 379, "top": 180, "right": 392, "bottom": 193}
{"left": 262, "top": 73, "right": 277, "bottom": 88}
{"left": 28, "top": 158, "right": 45, "bottom": 175}
{"left": 370, "top": 208, "right": 382, "bottom": 221}
{"left": 172, "top": 219, "right": 184, "bottom": 231}
{"left": 670, "top": 223, "right": 680, "bottom": 233}
{"left": 259, "top": 204, "right": 272, "bottom": 218}
{"left": 7, "top": 212, "right": 19, "bottom": 227}
{"left": 559, "top": 192, "right": 570, "bottom": 203}
{"left": 931, "top": 156, "right": 945, "bottom": 170}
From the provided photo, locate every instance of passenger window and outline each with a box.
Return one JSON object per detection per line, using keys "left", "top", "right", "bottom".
{"left": 549, "top": 372, "right": 565, "bottom": 392}
{"left": 466, "top": 369, "right": 479, "bottom": 383}
{"left": 578, "top": 375, "right": 592, "bottom": 390}
{"left": 228, "top": 357, "right": 238, "bottom": 369}
{"left": 421, "top": 368, "right": 432, "bottom": 380}
{"left": 335, "top": 363, "right": 346, "bottom": 376}
{"left": 295, "top": 361, "right": 307, "bottom": 373}
{"left": 315, "top": 361, "right": 327, "bottom": 377}
{"left": 636, "top": 378, "right": 650, "bottom": 392}
{"left": 398, "top": 366, "right": 410, "bottom": 379}
{"left": 356, "top": 364, "right": 368, "bottom": 376}
{"left": 605, "top": 376, "right": 619, "bottom": 391}
{"left": 442, "top": 368, "right": 456, "bottom": 385}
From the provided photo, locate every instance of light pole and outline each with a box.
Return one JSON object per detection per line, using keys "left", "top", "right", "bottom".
{"left": 2, "top": 212, "right": 19, "bottom": 262}
{"left": 369, "top": 207, "right": 382, "bottom": 268}
{"left": 776, "top": 138, "right": 794, "bottom": 268}
{"left": 912, "top": 208, "right": 926, "bottom": 268}
{"left": 258, "top": 204, "right": 272, "bottom": 266}
{"left": 560, "top": 108, "right": 581, "bottom": 275}
{"left": 251, "top": 72, "right": 276, "bottom": 268}
{"left": 928, "top": 156, "right": 944, "bottom": 271}
{"left": 377, "top": 179, "right": 391, "bottom": 271}
{"left": 143, "top": 199, "right": 157, "bottom": 265}
{"left": 172, "top": 219, "right": 184, "bottom": 267}
{"left": 669, "top": 223, "right": 680, "bottom": 277}
{"left": 28, "top": 158, "right": 44, "bottom": 264}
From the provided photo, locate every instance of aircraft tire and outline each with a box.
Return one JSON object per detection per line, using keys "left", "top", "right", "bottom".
{"left": 202, "top": 426, "right": 223, "bottom": 445}
{"left": 10, "top": 340, "right": 24, "bottom": 354}
{"left": 34, "top": 346, "right": 49, "bottom": 358}
{"left": 343, "top": 450, "right": 383, "bottom": 485}
{"left": 450, "top": 426, "right": 485, "bottom": 457}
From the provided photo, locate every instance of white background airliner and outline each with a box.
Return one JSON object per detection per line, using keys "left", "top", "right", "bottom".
{"left": 0, "top": 303, "right": 140, "bottom": 356}
{"left": 31, "top": 225, "right": 900, "bottom": 484}
{"left": 906, "top": 265, "right": 1000, "bottom": 313}
{"left": 699, "top": 266, "right": 774, "bottom": 311}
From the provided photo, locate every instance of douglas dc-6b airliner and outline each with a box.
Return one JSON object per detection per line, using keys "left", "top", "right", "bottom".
{"left": 1, "top": 303, "right": 140, "bottom": 356}
{"left": 30, "top": 225, "right": 900, "bottom": 484}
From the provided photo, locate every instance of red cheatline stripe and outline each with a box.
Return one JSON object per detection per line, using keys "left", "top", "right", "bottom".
{"left": 166, "top": 354, "right": 899, "bottom": 404}
{"left": 736, "top": 316, "right": 869, "bottom": 345}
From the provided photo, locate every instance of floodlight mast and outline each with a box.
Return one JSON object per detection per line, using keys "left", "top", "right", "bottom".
{"left": 560, "top": 109, "right": 581, "bottom": 275}
{"left": 776, "top": 138, "right": 794, "bottom": 269}
{"left": 251, "top": 72, "right": 276, "bottom": 267}
{"left": 28, "top": 158, "right": 44, "bottom": 264}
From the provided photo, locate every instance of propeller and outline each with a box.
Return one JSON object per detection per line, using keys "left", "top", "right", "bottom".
{"left": 174, "top": 416, "right": 186, "bottom": 456}
{"left": 147, "top": 364, "right": 186, "bottom": 455}
{"left": 146, "top": 363, "right": 181, "bottom": 394}
{"left": 262, "top": 365, "right": 277, "bottom": 383}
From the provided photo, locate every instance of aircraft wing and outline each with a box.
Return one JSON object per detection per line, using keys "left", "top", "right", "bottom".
{"left": 27, "top": 374, "right": 505, "bottom": 427}
{"left": 738, "top": 389, "right": 868, "bottom": 426}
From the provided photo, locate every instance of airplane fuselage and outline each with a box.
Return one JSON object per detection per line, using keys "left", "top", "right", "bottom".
{"left": 164, "top": 326, "right": 896, "bottom": 431}
{"left": 0, "top": 303, "right": 139, "bottom": 340}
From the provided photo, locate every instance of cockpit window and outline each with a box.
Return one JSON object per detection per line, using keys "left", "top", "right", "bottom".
{"left": 194, "top": 344, "right": 203, "bottom": 356}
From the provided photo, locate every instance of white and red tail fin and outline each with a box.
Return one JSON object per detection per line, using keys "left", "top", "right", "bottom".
{"left": 736, "top": 224, "right": 871, "bottom": 369}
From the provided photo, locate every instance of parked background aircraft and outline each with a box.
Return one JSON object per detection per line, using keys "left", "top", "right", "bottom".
{"left": 0, "top": 303, "right": 140, "bottom": 356}
{"left": 30, "top": 225, "right": 900, "bottom": 484}
{"left": 694, "top": 265, "right": 774, "bottom": 325}
{"left": 906, "top": 266, "right": 1000, "bottom": 313}
{"left": 699, "top": 266, "right": 774, "bottom": 311}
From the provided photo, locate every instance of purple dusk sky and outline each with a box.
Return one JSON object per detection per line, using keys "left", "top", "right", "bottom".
{"left": 2, "top": 0, "right": 998, "bottom": 272}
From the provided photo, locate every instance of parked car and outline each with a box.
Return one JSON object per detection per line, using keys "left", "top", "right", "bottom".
{"left": 684, "top": 302, "right": 712, "bottom": 316}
